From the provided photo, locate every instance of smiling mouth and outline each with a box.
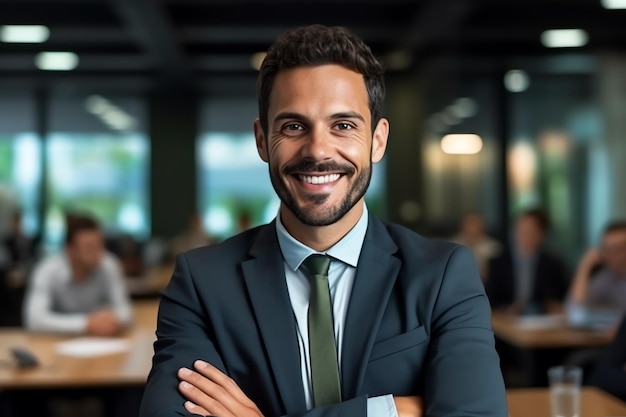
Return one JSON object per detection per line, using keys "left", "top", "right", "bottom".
{"left": 297, "top": 174, "right": 342, "bottom": 185}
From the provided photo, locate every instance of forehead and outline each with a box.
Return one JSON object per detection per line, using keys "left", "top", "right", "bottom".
{"left": 73, "top": 229, "right": 102, "bottom": 243}
{"left": 268, "top": 64, "right": 370, "bottom": 118}
{"left": 604, "top": 229, "right": 626, "bottom": 242}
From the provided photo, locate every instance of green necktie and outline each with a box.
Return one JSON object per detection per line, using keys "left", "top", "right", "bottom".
{"left": 303, "top": 254, "right": 342, "bottom": 406}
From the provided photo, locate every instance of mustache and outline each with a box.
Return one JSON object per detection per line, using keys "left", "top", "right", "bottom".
{"left": 283, "top": 159, "right": 355, "bottom": 176}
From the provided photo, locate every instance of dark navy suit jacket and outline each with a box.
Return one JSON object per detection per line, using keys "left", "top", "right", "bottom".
{"left": 139, "top": 216, "right": 507, "bottom": 416}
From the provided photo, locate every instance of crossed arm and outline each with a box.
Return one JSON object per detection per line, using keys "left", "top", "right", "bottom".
{"left": 176, "top": 360, "right": 422, "bottom": 417}
{"left": 140, "top": 247, "right": 505, "bottom": 417}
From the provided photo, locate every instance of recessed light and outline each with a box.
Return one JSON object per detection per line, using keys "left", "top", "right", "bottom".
{"left": 601, "top": 0, "right": 626, "bottom": 9}
{"left": 35, "top": 52, "right": 79, "bottom": 71}
{"left": 0, "top": 25, "right": 49, "bottom": 43}
{"left": 441, "top": 134, "right": 483, "bottom": 155}
{"left": 250, "top": 52, "right": 267, "bottom": 71}
{"left": 504, "top": 69, "right": 530, "bottom": 92}
{"left": 541, "top": 29, "right": 588, "bottom": 48}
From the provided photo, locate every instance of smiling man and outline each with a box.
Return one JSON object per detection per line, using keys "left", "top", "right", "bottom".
{"left": 139, "top": 24, "right": 506, "bottom": 417}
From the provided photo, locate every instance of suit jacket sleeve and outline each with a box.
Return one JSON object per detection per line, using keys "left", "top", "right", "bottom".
{"left": 425, "top": 246, "right": 508, "bottom": 417}
{"left": 139, "top": 253, "right": 371, "bottom": 417}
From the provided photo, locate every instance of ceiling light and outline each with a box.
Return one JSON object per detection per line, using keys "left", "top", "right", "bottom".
{"left": 504, "top": 69, "right": 530, "bottom": 92}
{"left": 0, "top": 25, "right": 49, "bottom": 43}
{"left": 85, "top": 95, "right": 111, "bottom": 115}
{"left": 250, "top": 52, "right": 267, "bottom": 71}
{"left": 84, "top": 95, "right": 136, "bottom": 131}
{"left": 450, "top": 97, "right": 478, "bottom": 118}
{"left": 540, "top": 29, "right": 588, "bottom": 48}
{"left": 35, "top": 52, "right": 79, "bottom": 71}
{"left": 441, "top": 134, "right": 483, "bottom": 155}
{"left": 601, "top": 0, "right": 626, "bottom": 9}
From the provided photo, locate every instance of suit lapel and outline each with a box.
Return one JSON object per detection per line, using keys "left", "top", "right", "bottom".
{"left": 242, "top": 223, "right": 306, "bottom": 414}
{"left": 341, "top": 217, "right": 401, "bottom": 398}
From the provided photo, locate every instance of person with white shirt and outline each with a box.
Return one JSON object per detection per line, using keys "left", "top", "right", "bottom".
{"left": 24, "top": 214, "right": 132, "bottom": 335}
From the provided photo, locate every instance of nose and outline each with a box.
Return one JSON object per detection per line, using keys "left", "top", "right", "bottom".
{"left": 301, "top": 126, "right": 332, "bottom": 161}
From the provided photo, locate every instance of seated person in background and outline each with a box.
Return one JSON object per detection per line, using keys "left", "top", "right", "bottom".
{"left": 450, "top": 211, "right": 502, "bottom": 282}
{"left": 24, "top": 214, "right": 132, "bottom": 335}
{"left": 0, "top": 209, "right": 40, "bottom": 326}
{"left": 588, "top": 313, "right": 626, "bottom": 402}
{"left": 169, "top": 212, "right": 217, "bottom": 256}
{"left": 486, "top": 207, "right": 569, "bottom": 315}
{"left": 567, "top": 220, "right": 626, "bottom": 325}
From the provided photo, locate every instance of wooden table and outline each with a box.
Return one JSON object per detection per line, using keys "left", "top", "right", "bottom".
{"left": 0, "top": 300, "right": 159, "bottom": 389}
{"left": 492, "top": 312, "right": 613, "bottom": 349}
{"left": 508, "top": 387, "right": 626, "bottom": 417}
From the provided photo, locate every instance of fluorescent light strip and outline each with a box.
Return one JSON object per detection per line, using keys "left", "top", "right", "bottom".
{"left": 0, "top": 25, "right": 49, "bottom": 43}
{"left": 35, "top": 52, "right": 79, "bottom": 71}
{"left": 601, "top": 0, "right": 626, "bottom": 9}
{"left": 541, "top": 29, "right": 588, "bottom": 48}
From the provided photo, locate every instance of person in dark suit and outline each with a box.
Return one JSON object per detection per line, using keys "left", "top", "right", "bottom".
{"left": 588, "top": 314, "right": 626, "bottom": 402}
{"left": 486, "top": 207, "right": 569, "bottom": 316}
{"left": 139, "top": 24, "right": 506, "bottom": 417}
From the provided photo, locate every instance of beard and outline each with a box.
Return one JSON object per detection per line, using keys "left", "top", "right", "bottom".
{"left": 269, "top": 158, "right": 372, "bottom": 226}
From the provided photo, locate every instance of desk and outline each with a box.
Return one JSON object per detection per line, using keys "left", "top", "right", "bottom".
{"left": 492, "top": 312, "right": 613, "bottom": 349}
{"left": 507, "top": 387, "right": 626, "bottom": 417}
{"left": 492, "top": 312, "right": 614, "bottom": 387}
{"left": 0, "top": 300, "right": 159, "bottom": 389}
{"left": 126, "top": 263, "right": 174, "bottom": 298}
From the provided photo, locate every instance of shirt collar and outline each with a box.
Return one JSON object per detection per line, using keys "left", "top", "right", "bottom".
{"left": 275, "top": 205, "right": 369, "bottom": 272}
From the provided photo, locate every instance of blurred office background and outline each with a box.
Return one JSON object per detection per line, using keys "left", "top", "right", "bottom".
{"left": 0, "top": 0, "right": 625, "bottom": 269}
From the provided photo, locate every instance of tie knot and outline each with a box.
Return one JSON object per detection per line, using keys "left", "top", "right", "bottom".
{"left": 303, "top": 254, "right": 331, "bottom": 277}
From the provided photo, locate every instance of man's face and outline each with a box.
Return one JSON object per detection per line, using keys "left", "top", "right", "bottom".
{"left": 515, "top": 216, "right": 544, "bottom": 254}
{"left": 254, "top": 64, "right": 388, "bottom": 227}
{"left": 68, "top": 229, "right": 104, "bottom": 271}
{"left": 601, "top": 230, "right": 626, "bottom": 274}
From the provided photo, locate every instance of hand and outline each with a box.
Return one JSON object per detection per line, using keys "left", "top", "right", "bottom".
{"left": 580, "top": 248, "right": 602, "bottom": 271}
{"left": 178, "top": 360, "right": 263, "bottom": 417}
{"left": 86, "top": 310, "right": 121, "bottom": 336}
{"left": 393, "top": 396, "right": 423, "bottom": 417}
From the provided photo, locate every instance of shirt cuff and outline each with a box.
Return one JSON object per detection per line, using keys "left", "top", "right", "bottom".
{"left": 367, "top": 394, "right": 398, "bottom": 417}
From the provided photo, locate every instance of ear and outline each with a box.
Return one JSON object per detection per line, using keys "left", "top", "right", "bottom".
{"left": 371, "top": 117, "right": 389, "bottom": 163}
{"left": 253, "top": 118, "right": 269, "bottom": 162}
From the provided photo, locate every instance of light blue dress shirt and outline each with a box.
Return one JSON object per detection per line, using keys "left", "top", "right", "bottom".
{"left": 276, "top": 206, "right": 397, "bottom": 417}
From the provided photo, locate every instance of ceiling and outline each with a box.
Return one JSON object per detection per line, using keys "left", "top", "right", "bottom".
{"left": 0, "top": 0, "right": 625, "bottom": 92}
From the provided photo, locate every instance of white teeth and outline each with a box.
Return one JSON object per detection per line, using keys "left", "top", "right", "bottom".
{"left": 299, "top": 174, "right": 341, "bottom": 184}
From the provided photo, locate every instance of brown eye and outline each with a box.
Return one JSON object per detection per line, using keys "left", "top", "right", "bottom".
{"left": 335, "top": 122, "right": 353, "bottom": 131}
{"left": 284, "top": 123, "right": 304, "bottom": 131}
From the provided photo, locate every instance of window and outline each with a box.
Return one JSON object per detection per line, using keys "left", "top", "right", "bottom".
{"left": 0, "top": 95, "right": 41, "bottom": 238}
{"left": 44, "top": 95, "right": 149, "bottom": 250}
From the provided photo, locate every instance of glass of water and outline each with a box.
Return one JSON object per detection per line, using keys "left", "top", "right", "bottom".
{"left": 548, "top": 365, "right": 582, "bottom": 417}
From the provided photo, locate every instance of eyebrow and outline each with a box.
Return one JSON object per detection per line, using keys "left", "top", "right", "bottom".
{"left": 329, "top": 112, "right": 366, "bottom": 123}
{"left": 273, "top": 111, "right": 366, "bottom": 124}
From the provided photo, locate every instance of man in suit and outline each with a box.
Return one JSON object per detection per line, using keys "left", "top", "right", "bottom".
{"left": 139, "top": 24, "right": 506, "bottom": 417}
{"left": 485, "top": 208, "right": 569, "bottom": 387}
{"left": 486, "top": 207, "right": 569, "bottom": 316}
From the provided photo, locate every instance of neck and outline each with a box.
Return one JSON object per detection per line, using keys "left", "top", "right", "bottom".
{"left": 280, "top": 200, "right": 364, "bottom": 252}
{"left": 68, "top": 257, "right": 89, "bottom": 281}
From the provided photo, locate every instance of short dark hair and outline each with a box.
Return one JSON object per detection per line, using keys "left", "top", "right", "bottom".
{"left": 257, "top": 24, "right": 386, "bottom": 135}
{"left": 519, "top": 207, "right": 550, "bottom": 233}
{"left": 65, "top": 214, "right": 100, "bottom": 246}
{"left": 603, "top": 220, "right": 626, "bottom": 236}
